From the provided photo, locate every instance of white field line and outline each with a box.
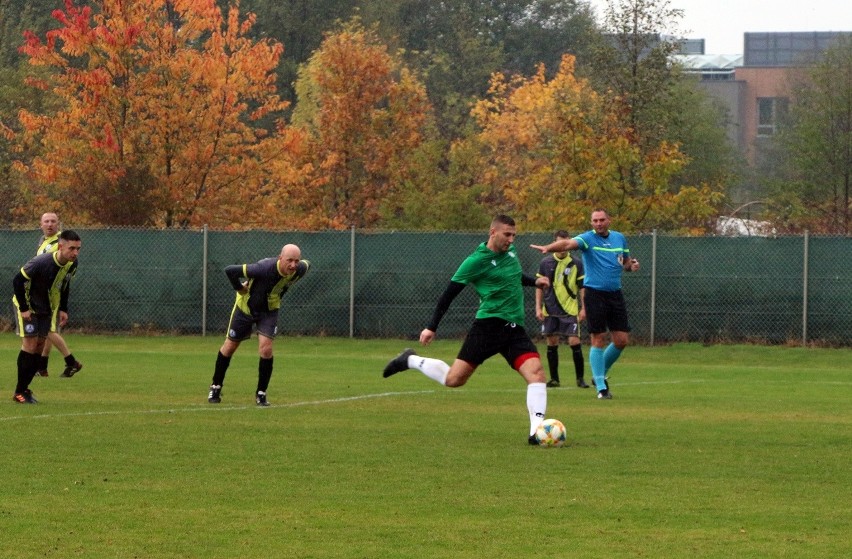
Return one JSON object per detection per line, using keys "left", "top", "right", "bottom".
{"left": 0, "top": 390, "right": 436, "bottom": 422}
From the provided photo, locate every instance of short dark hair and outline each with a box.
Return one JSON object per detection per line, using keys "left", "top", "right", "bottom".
{"left": 592, "top": 208, "right": 609, "bottom": 217}
{"left": 492, "top": 214, "right": 515, "bottom": 227}
{"left": 554, "top": 229, "right": 570, "bottom": 239}
{"left": 59, "top": 230, "right": 80, "bottom": 242}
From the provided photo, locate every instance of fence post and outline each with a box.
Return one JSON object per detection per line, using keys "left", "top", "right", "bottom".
{"left": 802, "top": 230, "right": 809, "bottom": 346}
{"left": 202, "top": 224, "right": 208, "bottom": 336}
{"left": 350, "top": 225, "right": 356, "bottom": 339}
{"left": 650, "top": 229, "right": 657, "bottom": 346}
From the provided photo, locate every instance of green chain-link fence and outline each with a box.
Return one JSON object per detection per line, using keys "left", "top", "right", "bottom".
{"left": 2, "top": 228, "right": 849, "bottom": 346}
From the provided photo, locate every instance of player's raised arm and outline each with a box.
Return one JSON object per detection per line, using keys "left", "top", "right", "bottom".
{"left": 531, "top": 237, "right": 578, "bottom": 254}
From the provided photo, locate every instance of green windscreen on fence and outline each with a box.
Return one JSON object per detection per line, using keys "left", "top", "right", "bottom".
{"left": 1, "top": 229, "right": 849, "bottom": 345}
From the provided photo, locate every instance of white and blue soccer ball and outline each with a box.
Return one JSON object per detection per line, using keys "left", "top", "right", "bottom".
{"left": 535, "top": 418, "right": 567, "bottom": 447}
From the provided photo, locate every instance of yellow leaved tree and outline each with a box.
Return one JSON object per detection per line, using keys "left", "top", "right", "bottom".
{"left": 466, "top": 55, "right": 721, "bottom": 233}
{"left": 291, "top": 20, "right": 433, "bottom": 229}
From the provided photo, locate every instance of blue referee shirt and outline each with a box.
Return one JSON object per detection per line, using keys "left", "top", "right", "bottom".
{"left": 573, "top": 230, "right": 630, "bottom": 292}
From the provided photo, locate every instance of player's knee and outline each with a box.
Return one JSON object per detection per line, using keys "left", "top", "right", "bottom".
{"left": 529, "top": 369, "right": 547, "bottom": 383}
{"left": 445, "top": 377, "right": 465, "bottom": 388}
{"left": 612, "top": 332, "right": 630, "bottom": 349}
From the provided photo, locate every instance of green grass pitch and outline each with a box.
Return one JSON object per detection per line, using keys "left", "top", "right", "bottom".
{"left": 1, "top": 334, "right": 850, "bottom": 558}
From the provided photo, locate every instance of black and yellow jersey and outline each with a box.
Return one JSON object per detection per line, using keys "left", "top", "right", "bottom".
{"left": 226, "top": 258, "right": 310, "bottom": 315}
{"left": 537, "top": 253, "right": 584, "bottom": 317}
{"left": 36, "top": 232, "right": 61, "bottom": 255}
{"left": 12, "top": 251, "right": 78, "bottom": 314}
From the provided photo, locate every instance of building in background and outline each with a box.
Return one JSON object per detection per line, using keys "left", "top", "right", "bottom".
{"left": 679, "top": 31, "right": 852, "bottom": 166}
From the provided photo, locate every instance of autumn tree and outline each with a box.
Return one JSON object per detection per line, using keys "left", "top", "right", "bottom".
{"left": 585, "top": 0, "right": 730, "bottom": 229}
{"left": 16, "top": 0, "right": 303, "bottom": 227}
{"left": 462, "top": 55, "right": 721, "bottom": 233}
{"left": 291, "top": 19, "right": 433, "bottom": 229}
{"left": 364, "top": 0, "right": 600, "bottom": 140}
{"left": 0, "top": 63, "right": 60, "bottom": 225}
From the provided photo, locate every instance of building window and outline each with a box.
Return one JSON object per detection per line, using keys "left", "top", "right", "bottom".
{"left": 757, "top": 97, "right": 788, "bottom": 136}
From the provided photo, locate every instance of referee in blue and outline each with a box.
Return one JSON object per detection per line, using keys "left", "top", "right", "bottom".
{"left": 531, "top": 209, "right": 640, "bottom": 399}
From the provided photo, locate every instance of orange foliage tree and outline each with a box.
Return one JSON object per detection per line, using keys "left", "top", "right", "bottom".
{"left": 291, "top": 20, "right": 433, "bottom": 229}
{"left": 465, "top": 55, "right": 722, "bottom": 233}
{"left": 16, "top": 0, "right": 305, "bottom": 227}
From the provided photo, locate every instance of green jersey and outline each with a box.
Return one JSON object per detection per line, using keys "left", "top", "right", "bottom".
{"left": 451, "top": 242, "right": 526, "bottom": 325}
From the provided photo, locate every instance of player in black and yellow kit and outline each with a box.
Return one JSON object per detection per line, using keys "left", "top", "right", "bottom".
{"left": 36, "top": 212, "right": 61, "bottom": 255}
{"left": 12, "top": 230, "right": 83, "bottom": 403}
{"left": 32, "top": 212, "right": 83, "bottom": 378}
{"left": 208, "top": 244, "right": 310, "bottom": 406}
{"left": 535, "top": 230, "right": 588, "bottom": 388}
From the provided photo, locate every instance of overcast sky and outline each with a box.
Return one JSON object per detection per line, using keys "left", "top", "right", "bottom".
{"left": 586, "top": 0, "right": 852, "bottom": 54}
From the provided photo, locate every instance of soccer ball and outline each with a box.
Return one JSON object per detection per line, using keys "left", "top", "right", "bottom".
{"left": 535, "top": 418, "right": 567, "bottom": 448}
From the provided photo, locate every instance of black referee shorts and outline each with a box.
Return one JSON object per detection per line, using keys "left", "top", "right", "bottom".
{"left": 583, "top": 287, "right": 631, "bottom": 334}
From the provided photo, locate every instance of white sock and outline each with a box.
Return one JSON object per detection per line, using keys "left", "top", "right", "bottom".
{"left": 409, "top": 355, "right": 449, "bottom": 386}
{"left": 527, "top": 382, "right": 547, "bottom": 436}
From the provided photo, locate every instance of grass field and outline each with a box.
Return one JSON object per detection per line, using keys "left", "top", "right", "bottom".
{"left": 1, "top": 334, "right": 850, "bottom": 559}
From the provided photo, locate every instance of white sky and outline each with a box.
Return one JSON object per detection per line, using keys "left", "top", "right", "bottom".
{"left": 586, "top": 0, "right": 852, "bottom": 54}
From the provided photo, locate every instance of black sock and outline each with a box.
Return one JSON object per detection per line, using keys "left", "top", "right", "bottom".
{"left": 212, "top": 351, "right": 231, "bottom": 386}
{"left": 257, "top": 357, "right": 273, "bottom": 393}
{"left": 64, "top": 354, "right": 77, "bottom": 367}
{"left": 16, "top": 351, "right": 29, "bottom": 393}
{"left": 571, "top": 343, "right": 584, "bottom": 380}
{"left": 39, "top": 354, "right": 49, "bottom": 371}
{"left": 546, "top": 345, "right": 559, "bottom": 382}
{"left": 18, "top": 351, "right": 40, "bottom": 391}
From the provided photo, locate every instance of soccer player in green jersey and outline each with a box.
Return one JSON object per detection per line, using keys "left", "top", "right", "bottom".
{"left": 11, "top": 230, "right": 82, "bottom": 403}
{"left": 382, "top": 215, "right": 552, "bottom": 445}
{"left": 32, "top": 212, "right": 83, "bottom": 378}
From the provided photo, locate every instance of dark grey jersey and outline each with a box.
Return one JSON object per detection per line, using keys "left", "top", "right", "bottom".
{"left": 12, "top": 252, "right": 78, "bottom": 314}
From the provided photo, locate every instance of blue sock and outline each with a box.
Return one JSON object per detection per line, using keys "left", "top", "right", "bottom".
{"left": 603, "top": 343, "right": 623, "bottom": 374}
{"left": 590, "top": 347, "right": 606, "bottom": 391}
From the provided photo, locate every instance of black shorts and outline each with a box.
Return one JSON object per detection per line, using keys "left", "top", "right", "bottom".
{"left": 583, "top": 287, "right": 631, "bottom": 334}
{"left": 226, "top": 307, "right": 279, "bottom": 341}
{"left": 541, "top": 315, "right": 580, "bottom": 338}
{"left": 457, "top": 317, "right": 539, "bottom": 369}
{"left": 14, "top": 310, "right": 52, "bottom": 338}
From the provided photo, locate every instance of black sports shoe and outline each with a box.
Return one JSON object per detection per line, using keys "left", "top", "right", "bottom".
{"left": 208, "top": 385, "right": 222, "bottom": 404}
{"left": 13, "top": 390, "right": 38, "bottom": 404}
{"left": 528, "top": 434, "right": 539, "bottom": 446}
{"left": 35, "top": 369, "right": 49, "bottom": 377}
{"left": 383, "top": 348, "right": 415, "bottom": 378}
{"left": 255, "top": 391, "right": 270, "bottom": 407}
{"left": 597, "top": 389, "right": 612, "bottom": 400}
{"left": 61, "top": 361, "right": 83, "bottom": 378}
{"left": 546, "top": 379, "right": 560, "bottom": 388}
{"left": 576, "top": 378, "right": 590, "bottom": 388}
